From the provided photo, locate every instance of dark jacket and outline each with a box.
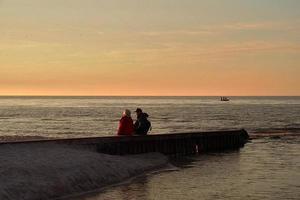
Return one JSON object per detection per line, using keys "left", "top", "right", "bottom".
{"left": 118, "top": 116, "right": 134, "bottom": 136}
{"left": 134, "top": 113, "right": 151, "bottom": 135}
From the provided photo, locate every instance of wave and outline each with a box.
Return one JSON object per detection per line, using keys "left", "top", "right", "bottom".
{"left": 251, "top": 127, "right": 300, "bottom": 134}
{"left": 41, "top": 118, "right": 67, "bottom": 122}
{"left": 0, "top": 135, "right": 51, "bottom": 143}
{"left": 0, "top": 117, "right": 12, "bottom": 120}
{"left": 249, "top": 128, "right": 300, "bottom": 139}
{"left": 0, "top": 143, "right": 169, "bottom": 200}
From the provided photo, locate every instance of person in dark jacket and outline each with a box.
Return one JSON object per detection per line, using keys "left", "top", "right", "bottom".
{"left": 117, "top": 109, "right": 134, "bottom": 136}
{"left": 134, "top": 108, "right": 151, "bottom": 135}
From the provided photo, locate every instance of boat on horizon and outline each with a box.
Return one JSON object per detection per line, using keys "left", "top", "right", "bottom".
{"left": 221, "top": 97, "right": 230, "bottom": 101}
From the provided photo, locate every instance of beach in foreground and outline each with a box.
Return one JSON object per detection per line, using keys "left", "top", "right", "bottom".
{"left": 0, "top": 143, "right": 168, "bottom": 200}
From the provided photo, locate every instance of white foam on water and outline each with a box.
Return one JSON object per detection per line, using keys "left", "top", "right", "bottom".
{"left": 0, "top": 144, "right": 169, "bottom": 200}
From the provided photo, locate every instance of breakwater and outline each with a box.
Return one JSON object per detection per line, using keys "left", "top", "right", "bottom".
{"left": 97, "top": 129, "right": 249, "bottom": 155}
{"left": 1, "top": 129, "right": 249, "bottom": 155}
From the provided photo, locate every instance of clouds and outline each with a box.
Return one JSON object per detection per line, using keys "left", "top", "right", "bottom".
{"left": 1, "top": 20, "right": 299, "bottom": 70}
{"left": 138, "top": 21, "right": 299, "bottom": 38}
{"left": 1, "top": 0, "right": 300, "bottom": 95}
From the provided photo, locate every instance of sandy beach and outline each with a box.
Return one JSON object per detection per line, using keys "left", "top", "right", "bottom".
{"left": 0, "top": 143, "right": 168, "bottom": 200}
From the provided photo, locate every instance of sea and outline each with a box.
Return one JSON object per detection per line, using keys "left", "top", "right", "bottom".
{"left": 0, "top": 96, "right": 299, "bottom": 200}
{"left": 0, "top": 96, "right": 299, "bottom": 139}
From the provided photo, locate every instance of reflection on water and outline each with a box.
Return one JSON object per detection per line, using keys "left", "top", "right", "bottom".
{"left": 80, "top": 137, "right": 300, "bottom": 200}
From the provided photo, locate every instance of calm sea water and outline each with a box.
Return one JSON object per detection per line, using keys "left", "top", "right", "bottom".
{"left": 0, "top": 96, "right": 299, "bottom": 139}
{"left": 80, "top": 136, "right": 300, "bottom": 200}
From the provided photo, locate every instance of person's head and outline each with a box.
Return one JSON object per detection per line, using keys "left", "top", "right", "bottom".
{"left": 135, "top": 108, "right": 143, "bottom": 116}
{"left": 122, "top": 109, "right": 131, "bottom": 117}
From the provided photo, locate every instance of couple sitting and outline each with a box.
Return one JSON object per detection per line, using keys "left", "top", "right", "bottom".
{"left": 117, "top": 108, "right": 151, "bottom": 136}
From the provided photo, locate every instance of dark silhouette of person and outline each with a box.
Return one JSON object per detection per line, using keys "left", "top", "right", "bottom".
{"left": 134, "top": 108, "right": 151, "bottom": 135}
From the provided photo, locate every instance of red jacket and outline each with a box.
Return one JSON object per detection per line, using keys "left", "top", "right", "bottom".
{"left": 118, "top": 116, "right": 134, "bottom": 136}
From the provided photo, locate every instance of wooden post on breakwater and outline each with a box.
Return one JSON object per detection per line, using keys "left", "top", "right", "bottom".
{"left": 0, "top": 129, "right": 249, "bottom": 156}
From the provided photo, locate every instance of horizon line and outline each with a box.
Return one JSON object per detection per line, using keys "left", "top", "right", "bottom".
{"left": 0, "top": 95, "right": 299, "bottom": 97}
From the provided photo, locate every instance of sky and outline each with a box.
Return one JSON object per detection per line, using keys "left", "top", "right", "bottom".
{"left": 1, "top": 0, "right": 300, "bottom": 96}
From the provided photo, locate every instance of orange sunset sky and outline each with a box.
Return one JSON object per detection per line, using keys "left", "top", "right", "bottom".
{"left": 1, "top": 0, "right": 300, "bottom": 96}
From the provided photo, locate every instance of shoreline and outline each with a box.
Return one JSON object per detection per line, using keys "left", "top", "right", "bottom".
{"left": 0, "top": 144, "right": 169, "bottom": 200}
{"left": 56, "top": 164, "right": 175, "bottom": 200}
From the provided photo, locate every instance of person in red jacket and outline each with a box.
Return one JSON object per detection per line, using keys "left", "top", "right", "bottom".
{"left": 117, "top": 109, "right": 134, "bottom": 136}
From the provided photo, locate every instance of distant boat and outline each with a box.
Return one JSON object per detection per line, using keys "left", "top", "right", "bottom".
{"left": 221, "top": 97, "right": 230, "bottom": 101}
